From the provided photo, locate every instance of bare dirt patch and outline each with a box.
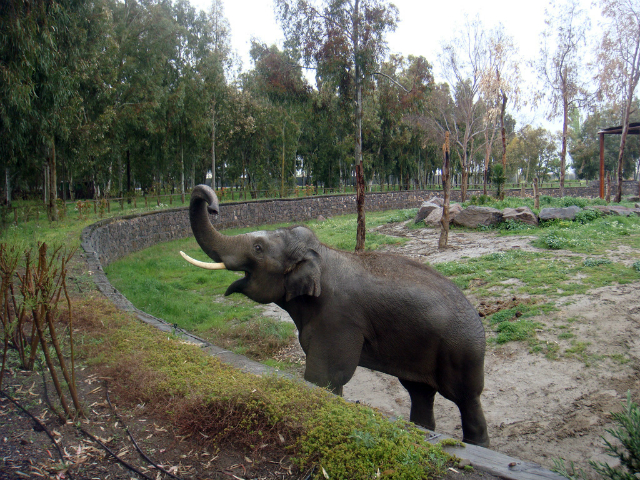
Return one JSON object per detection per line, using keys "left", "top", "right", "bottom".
{"left": 272, "top": 223, "right": 640, "bottom": 474}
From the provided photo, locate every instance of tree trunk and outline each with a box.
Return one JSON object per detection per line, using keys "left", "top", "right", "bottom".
{"left": 606, "top": 171, "right": 611, "bottom": 203}
{"left": 126, "top": 150, "right": 131, "bottom": 203}
{"left": 560, "top": 94, "right": 568, "bottom": 197}
{"left": 439, "top": 133, "right": 451, "bottom": 249}
{"left": 615, "top": 95, "right": 633, "bottom": 203}
{"left": 281, "top": 122, "right": 286, "bottom": 197}
{"left": 211, "top": 101, "right": 217, "bottom": 190}
{"left": 354, "top": 0, "right": 366, "bottom": 252}
{"left": 48, "top": 139, "right": 59, "bottom": 222}
{"left": 533, "top": 177, "right": 540, "bottom": 210}
{"left": 5, "top": 167, "right": 11, "bottom": 207}
{"left": 500, "top": 91, "right": 507, "bottom": 200}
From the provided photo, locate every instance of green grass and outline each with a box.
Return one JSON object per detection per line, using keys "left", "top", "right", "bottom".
{"left": 75, "top": 298, "right": 454, "bottom": 479}
{"left": 105, "top": 209, "right": 414, "bottom": 358}
{"left": 433, "top": 249, "right": 639, "bottom": 298}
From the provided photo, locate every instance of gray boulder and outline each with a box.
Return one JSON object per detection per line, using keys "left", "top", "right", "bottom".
{"left": 453, "top": 206, "right": 503, "bottom": 228}
{"left": 539, "top": 206, "right": 581, "bottom": 221}
{"left": 424, "top": 203, "right": 463, "bottom": 227}
{"left": 588, "top": 205, "right": 640, "bottom": 217}
{"left": 502, "top": 206, "right": 538, "bottom": 226}
{"left": 414, "top": 196, "right": 444, "bottom": 223}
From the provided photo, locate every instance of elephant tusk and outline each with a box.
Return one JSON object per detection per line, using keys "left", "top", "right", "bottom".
{"left": 180, "top": 251, "right": 227, "bottom": 270}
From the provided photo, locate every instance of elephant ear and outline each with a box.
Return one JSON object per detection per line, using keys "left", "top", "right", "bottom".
{"left": 284, "top": 250, "right": 322, "bottom": 302}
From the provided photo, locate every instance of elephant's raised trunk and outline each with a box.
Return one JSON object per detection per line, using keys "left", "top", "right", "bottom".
{"left": 188, "top": 184, "right": 236, "bottom": 265}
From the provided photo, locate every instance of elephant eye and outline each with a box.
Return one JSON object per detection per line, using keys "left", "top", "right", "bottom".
{"left": 254, "top": 244, "right": 263, "bottom": 254}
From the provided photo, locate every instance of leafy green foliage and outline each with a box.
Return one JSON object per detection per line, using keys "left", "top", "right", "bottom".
{"left": 297, "top": 404, "right": 450, "bottom": 479}
{"left": 633, "top": 261, "right": 640, "bottom": 273}
{"left": 583, "top": 257, "right": 613, "bottom": 267}
{"left": 76, "top": 299, "right": 453, "bottom": 479}
{"left": 590, "top": 392, "right": 640, "bottom": 480}
{"left": 574, "top": 208, "right": 602, "bottom": 224}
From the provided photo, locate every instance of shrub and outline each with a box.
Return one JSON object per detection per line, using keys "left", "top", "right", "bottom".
{"left": 574, "top": 209, "right": 602, "bottom": 224}
{"left": 583, "top": 258, "right": 612, "bottom": 267}
{"left": 560, "top": 197, "right": 589, "bottom": 208}
{"left": 590, "top": 391, "right": 640, "bottom": 480}
{"left": 633, "top": 261, "right": 640, "bottom": 273}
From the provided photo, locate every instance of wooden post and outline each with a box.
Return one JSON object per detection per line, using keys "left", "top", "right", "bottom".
{"left": 439, "top": 132, "right": 451, "bottom": 250}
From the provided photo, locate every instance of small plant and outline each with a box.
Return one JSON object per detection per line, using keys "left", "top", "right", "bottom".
{"left": 583, "top": 258, "right": 613, "bottom": 267}
{"left": 574, "top": 208, "right": 601, "bottom": 224}
{"left": 75, "top": 200, "right": 91, "bottom": 220}
{"left": 633, "top": 261, "right": 640, "bottom": 273}
{"left": 491, "top": 164, "right": 506, "bottom": 199}
{"left": 590, "top": 391, "right": 640, "bottom": 480}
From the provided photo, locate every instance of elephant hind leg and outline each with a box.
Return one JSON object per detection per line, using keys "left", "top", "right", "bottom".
{"left": 399, "top": 379, "right": 437, "bottom": 431}
{"left": 456, "top": 396, "right": 490, "bottom": 447}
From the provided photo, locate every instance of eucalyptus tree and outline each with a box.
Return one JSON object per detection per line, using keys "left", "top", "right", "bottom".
{"left": 534, "top": 0, "right": 590, "bottom": 196}
{"left": 275, "top": 0, "right": 398, "bottom": 251}
{"left": 596, "top": 0, "right": 640, "bottom": 200}
{"left": 246, "top": 42, "right": 311, "bottom": 195}
{"left": 438, "top": 16, "right": 490, "bottom": 202}
{"left": 374, "top": 55, "right": 433, "bottom": 189}
{"left": 506, "top": 125, "right": 558, "bottom": 183}
{"left": 202, "top": 0, "right": 233, "bottom": 190}
{"left": 1, "top": 0, "right": 87, "bottom": 216}
{"left": 480, "top": 25, "right": 521, "bottom": 196}
{"left": 570, "top": 105, "right": 640, "bottom": 180}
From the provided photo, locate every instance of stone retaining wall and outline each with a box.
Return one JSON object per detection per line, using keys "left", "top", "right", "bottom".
{"left": 83, "top": 183, "right": 638, "bottom": 267}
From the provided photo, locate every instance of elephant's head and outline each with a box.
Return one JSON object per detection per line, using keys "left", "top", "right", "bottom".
{"left": 181, "top": 185, "right": 322, "bottom": 304}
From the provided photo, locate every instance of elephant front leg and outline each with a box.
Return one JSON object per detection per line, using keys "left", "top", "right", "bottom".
{"left": 301, "top": 330, "right": 363, "bottom": 396}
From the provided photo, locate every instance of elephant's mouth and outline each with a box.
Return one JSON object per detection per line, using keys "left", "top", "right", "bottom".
{"left": 180, "top": 250, "right": 251, "bottom": 296}
{"left": 225, "top": 272, "right": 250, "bottom": 296}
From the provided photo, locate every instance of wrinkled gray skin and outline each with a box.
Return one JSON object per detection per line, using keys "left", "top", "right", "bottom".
{"left": 189, "top": 185, "right": 489, "bottom": 446}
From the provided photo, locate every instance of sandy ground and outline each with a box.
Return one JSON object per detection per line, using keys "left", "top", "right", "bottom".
{"left": 264, "top": 224, "right": 640, "bottom": 474}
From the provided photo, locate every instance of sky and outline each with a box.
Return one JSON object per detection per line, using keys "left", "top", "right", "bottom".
{"left": 188, "top": 0, "right": 602, "bottom": 132}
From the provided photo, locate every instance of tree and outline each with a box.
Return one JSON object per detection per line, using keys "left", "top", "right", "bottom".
{"left": 275, "top": 0, "right": 398, "bottom": 251}
{"left": 480, "top": 25, "right": 521, "bottom": 197}
{"left": 506, "top": 125, "right": 558, "bottom": 182}
{"left": 438, "top": 16, "right": 490, "bottom": 202}
{"left": 596, "top": 0, "right": 640, "bottom": 201}
{"left": 570, "top": 106, "right": 640, "bottom": 180}
{"left": 535, "top": 0, "right": 590, "bottom": 196}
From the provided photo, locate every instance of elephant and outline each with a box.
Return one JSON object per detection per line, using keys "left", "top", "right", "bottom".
{"left": 182, "top": 184, "right": 489, "bottom": 447}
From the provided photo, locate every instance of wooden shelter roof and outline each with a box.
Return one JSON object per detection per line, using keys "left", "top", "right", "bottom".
{"left": 597, "top": 122, "right": 640, "bottom": 135}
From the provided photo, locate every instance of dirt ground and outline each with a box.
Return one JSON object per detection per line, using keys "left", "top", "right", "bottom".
{"left": 269, "top": 223, "right": 640, "bottom": 475}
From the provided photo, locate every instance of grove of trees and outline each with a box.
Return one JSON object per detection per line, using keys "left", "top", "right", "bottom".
{"left": 2, "top": 0, "right": 639, "bottom": 228}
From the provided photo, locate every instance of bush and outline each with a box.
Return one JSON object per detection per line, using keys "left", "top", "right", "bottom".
{"left": 560, "top": 197, "right": 589, "bottom": 208}
{"left": 590, "top": 391, "right": 640, "bottom": 480}
{"left": 583, "top": 258, "right": 612, "bottom": 267}
{"left": 574, "top": 209, "right": 602, "bottom": 224}
{"left": 633, "top": 261, "right": 640, "bottom": 273}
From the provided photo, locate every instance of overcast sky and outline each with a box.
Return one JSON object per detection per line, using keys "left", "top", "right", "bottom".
{"left": 188, "top": 0, "right": 603, "bottom": 132}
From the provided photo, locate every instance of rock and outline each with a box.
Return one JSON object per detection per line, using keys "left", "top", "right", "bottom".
{"left": 317, "top": 215, "right": 326, "bottom": 222}
{"left": 539, "top": 206, "right": 581, "bottom": 221}
{"left": 636, "top": 203, "right": 640, "bottom": 209}
{"left": 625, "top": 196, "right": 640, "bottom": 202}
{"left": 414, "top": 197, "right": 444, "bottom": 223}
{"left": 453, "top": 206, "right": 503, "bottom": 228}
{"left": 588, "top": 205, "right": 640, "bottom": 217}
{"left": 424, "top": 204, "right": 463, "bottom": 227}
{"left": 502, "top": 206, "right": 538, "bottom": 226}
